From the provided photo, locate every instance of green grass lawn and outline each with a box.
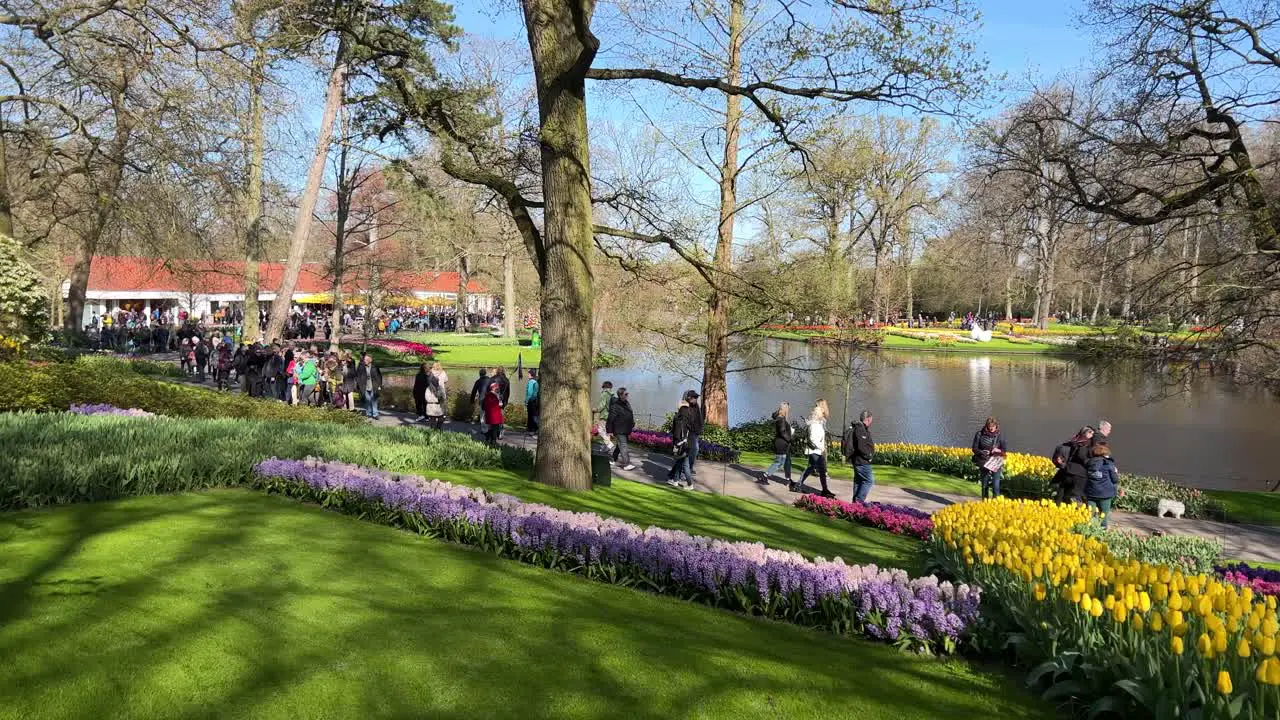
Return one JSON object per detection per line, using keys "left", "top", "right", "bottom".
{"left": 735, "top": 451, "right": 980, "bottom": 498}
{"left": 399, "top": 330, "right": 529, "bottom": 345}
{"left": 429, "top": 344, "right": 541, "bottom": 368}
{"left": 1204, "top": 489, "right": 1280, "bottom": 527}
{"left": 427, "top": 467, "right": 924, "bottom": 570}
{"left": 880, "top": 334, "right": 1060, "bottom": 354}
{"left": 0, "top": 491, "right": 1049, "bottom": 720}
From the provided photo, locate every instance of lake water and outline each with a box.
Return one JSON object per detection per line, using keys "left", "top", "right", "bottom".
{"left": 384, "top": 339, "right": 1280, "bottom": 492}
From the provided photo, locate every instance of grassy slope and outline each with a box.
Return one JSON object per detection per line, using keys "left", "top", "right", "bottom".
{"left": 736, "top": 451, "right": 980, "bottom": 498}
{"left": 427, "top": 468, "right": 924, "bottom": 571}
{"left": 0, "top": 491, "right": 1048, "bottom": 720}
{"left": 429, "top": 344, "right": 541, "bottom": 368}
{"left": 1204, "top": 489, "right": 1280, "bottom": 527}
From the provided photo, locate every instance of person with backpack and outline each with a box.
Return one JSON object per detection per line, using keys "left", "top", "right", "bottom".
{"left": 470, "top": 369, "right": 490, "bottom": 423}
{"left": 760, "top": 401, "right": 793, "bottom": 486}
{"left": 1084, "top": 442, "right": 1119, "bottom": 527}
{"left": 595, "top": 381, "right": 616, "bottom": 453}
{"left": 606, "top": 387, "right": 637, "bottom": 471}
{"left": 843, "top": 409, "right": 876, "bottom": 502}
{"left": 1052, "top": 426, "right": 1095, "bottom": 503}
{"left": 797, "top": 400, "right": 834, "bottom": 497}
{"left": 971, "top": 416, "right": 1007, "bottom": 499}
{"left": 665, "top": 390, "right": 699, "bottom": 489}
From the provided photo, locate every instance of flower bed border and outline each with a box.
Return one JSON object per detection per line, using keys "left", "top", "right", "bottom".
{"left": 253, "top": 457, "right": 977, "bottom": 655}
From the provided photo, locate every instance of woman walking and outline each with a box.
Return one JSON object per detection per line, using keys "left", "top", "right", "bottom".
{"left": 761, "top": 402, "right": 793, "bottom": 486}
{"left": 795, "top": 399, "right": 834, "bottom": 498}
{"left": 481, "top": 383, "right": 504, "bottom": 446}
{"left": 1057, "top": 426, "right": 1095, "bottom": 504}
{"left": 1084, "top": 443, "right": 1119, "bottom": 527}
{"left": 971, "top": 416, "right": 1007, "bottom": 499}
{"left": 426, "top": 361, "right": 448, "bottom": 429}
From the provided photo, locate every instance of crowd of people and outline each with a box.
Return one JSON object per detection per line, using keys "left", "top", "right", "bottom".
{"left": 757, "top": 400, "right": 877, "bottom": 501}
{"left": 224, "top": 343, "right": 388, "bottom": 417}
{"left": 968, "top": 416, "right": 1119, "bottom": 526}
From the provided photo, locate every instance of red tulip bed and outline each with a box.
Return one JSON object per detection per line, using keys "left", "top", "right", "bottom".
{"left": 366, "top": 339, "right": 434, "bottom": 359}
{"left": 794, "top": 494, "right": 935, "bottom": 540}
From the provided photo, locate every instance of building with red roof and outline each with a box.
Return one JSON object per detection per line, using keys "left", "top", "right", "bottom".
{"left": 65, "top": 256, "right": 492, "bottom": 325}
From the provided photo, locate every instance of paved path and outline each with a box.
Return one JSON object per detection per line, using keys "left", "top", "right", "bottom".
{"left": 172, "top": 370, "right": 1280, "bottom": 565}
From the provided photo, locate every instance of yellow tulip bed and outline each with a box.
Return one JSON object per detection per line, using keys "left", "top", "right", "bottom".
{"left": 876, "top": 442, "right": 1057, "bottom": 499}
{"left": 930, "top": 498, "right": 1280, "bottom": 718}
{"left": 874, "top": 442, "right": 1223, "bottom": 518}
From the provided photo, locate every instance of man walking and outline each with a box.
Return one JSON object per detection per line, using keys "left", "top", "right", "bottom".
{"left": 845, "top": 410, "right": 876, "bottom": 503}
{"left": 595, "top": 381, "right": 616, "bottom": 452}
{"left": 355, "top": 353, "right": 383, "bottom": 419}
{"left": 607, "top": 387, "right": 636, "bottom": 471}
{"left": 665, "top": 390, "right": 699, "bottom": 489}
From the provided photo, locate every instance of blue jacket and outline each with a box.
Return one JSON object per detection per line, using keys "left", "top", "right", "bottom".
{"left": 1084, "top": 456, "right": 1119, "bottom": 499}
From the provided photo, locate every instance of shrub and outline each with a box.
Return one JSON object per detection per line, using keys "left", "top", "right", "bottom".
{"left": 0, "top": 233, "right": 50, "bottom": 352}
{"left": 1076, "top": 523, "right": 1223, "bottom": 575}
{"left": 0, "top": 357, "right": 364, "bottom": 425}
{"left": 502, "top": 402, "right": 528, "bottom": 428}
{"left": 0, "top": 412, "right": 533, "bottom": 510}
{"left": 1114, "top": 474, "right": 1223, "bottom": 519}
{"left": 448, "top": 390, "right": 474, "bottom": 421}
{"left": 254, "top": 458, "right": 981, "bottom": 655}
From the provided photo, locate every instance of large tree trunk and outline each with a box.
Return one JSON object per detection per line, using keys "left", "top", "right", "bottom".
{"left": 1004, "top": 275, "right": 1015, "bottom": 321}
{"left": 822, "top": 208, "right": 843, "bottom": 321}
{"left": 1121, "top": 234, "right": 1137, "bottom": 320}
{"left": 700, "top": 0, "right": 744, "bottom": 428}
{"left": 65, "top": 86, "right": 132, "bottom": 333}
{"left": 523, "top": 0, "right": 598, "bottom": 490}
{"left": 503, "top": 250, "right": 516, "bottom": 337}
{"left": 265, "top": 45, "right": 346, "bottom": 342}
{"left": 871, "top": 241, "right": 889, "bottom": 323}
{"left": 454, "top": 251, "right": 470, "bottom": 333}
{"left": 329, "top": 123, "right": 351, "bottom": 354}
{"left": 242, "top": 45, "right": 266, "bottom": 343}
{"left": 1091, "top": 244, "right": 1108, "bottom": 323}
{"left": 0, "top": 129, "right": 12, "bottom": 239}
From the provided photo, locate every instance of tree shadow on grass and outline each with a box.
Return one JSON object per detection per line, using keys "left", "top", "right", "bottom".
{"left": 0, "top": 490, "right": 1053, "bottom": 720}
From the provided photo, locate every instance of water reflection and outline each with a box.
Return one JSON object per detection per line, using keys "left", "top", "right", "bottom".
{"left": 384, "top": 340, "right": 1279, "bottom": 491}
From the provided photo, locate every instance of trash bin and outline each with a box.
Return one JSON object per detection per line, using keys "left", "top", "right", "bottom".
{"left": 590, "top": 449, "right": 612, "bottom": 487}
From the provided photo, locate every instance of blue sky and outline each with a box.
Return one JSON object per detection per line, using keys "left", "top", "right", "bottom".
{"left": 452, "top": 0, "right": 1095, "bottom": 84}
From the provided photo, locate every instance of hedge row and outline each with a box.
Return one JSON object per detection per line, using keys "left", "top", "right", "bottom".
{"left": 0, "top": 412, "right": 533, "bottom": 510}
{"left": 0, "top": 357, "right": 363, "bottom": 425}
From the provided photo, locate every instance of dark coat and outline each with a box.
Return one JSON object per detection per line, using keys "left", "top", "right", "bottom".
{"left": 772, "top": 411, "right": 793, "bottom": 454}
{"left": 606, "top": 397, "right": 636, "bottom": 437}
{"left": 1059, "top": 441, "right": 1092, "bottom": 500}
{"left": 413, "top": 369, "right": 429, "bottom": 403}
{"left": 971, "top": 428, "right": 1007, "bottom": 466}
{"left": 844, "top": 421, "right": 874, "bottom": 465}
{"left": 354, "top": 363, "right": 383, "bottom": 393}
{"left": 688, "top": 404, "right": 704, "bottom": 435}
{"left": 1085, "top": 456, "right": 1119, "bottom": 499}
{"left": 671, "top": 405, "right": 696, "bottom": 443}
{"left": 470, "top": 374, "right": 490, "bottom": 403}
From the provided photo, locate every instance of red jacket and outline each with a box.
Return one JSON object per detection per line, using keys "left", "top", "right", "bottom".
{"left": 482, "top": 391, "right": 504, "bottom": 426}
